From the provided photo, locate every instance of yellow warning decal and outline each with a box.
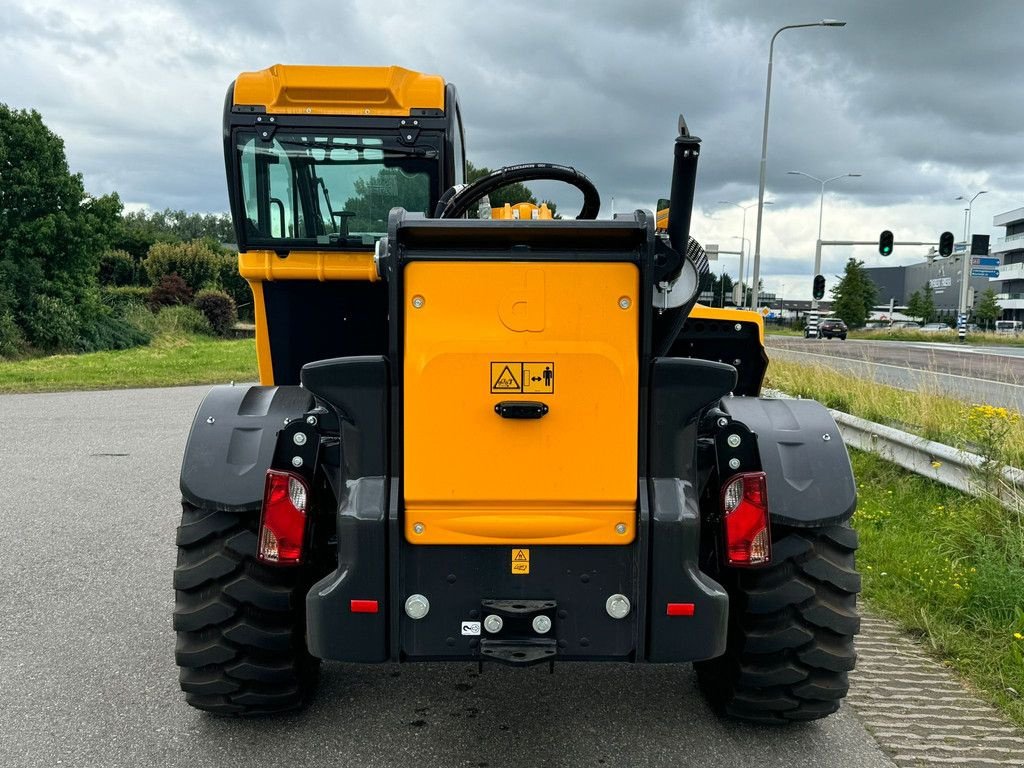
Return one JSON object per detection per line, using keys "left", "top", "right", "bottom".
{"left": 490, "top": 362, "right": 554, "bottom": 394}
{"left": 511, "top": 548, "right": 530, "bottom": 575}
{"left": 491, "top": 363, "right": 521, "bottom": 391}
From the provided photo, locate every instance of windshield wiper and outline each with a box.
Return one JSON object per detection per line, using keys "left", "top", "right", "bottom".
{"left": 274, "top": 138, "right": 438, "bottom": 159}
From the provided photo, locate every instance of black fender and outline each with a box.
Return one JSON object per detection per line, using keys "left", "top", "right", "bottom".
{"left": 721, "top": 396, "right": 856, "bottom": 527}
{"left": 179, "top": 385, "right": 314, "bottom": 512}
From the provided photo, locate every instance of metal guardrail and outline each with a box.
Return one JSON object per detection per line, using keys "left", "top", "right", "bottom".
{"left": 762, "top": 388, "right": 1024, "bottom": 509}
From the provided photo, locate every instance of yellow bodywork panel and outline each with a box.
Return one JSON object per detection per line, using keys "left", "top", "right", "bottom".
{"left": 233, "top": 64, "right": 446, "bottom": 116}
{"left": 240, "top": 250, "right": 379, "bottom": 385}
{"left": 245, "top": 280, "right": 272, "bottom": 385}
{"left": 238, "top": 250, "right": 378, "bottom": 283}
{"left": 490, "top": 202, "right": 555, "bottom": 220}
{"left": 403, "top": 261, "right": 639, "bottom": 545}
{"left": 688, "top": 303, "right": 766, "bottom": 343}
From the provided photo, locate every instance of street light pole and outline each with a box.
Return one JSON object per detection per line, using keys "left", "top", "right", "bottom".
{"left": 718, "top": 200, "right": 772, "bottom": 307}
{"left": 732, "top": 236, "right": 750, "bottom": 305}
{"left": 955, "top": 190, "right": 987, "bottom": 320}
{"left": 750, "top": 19, "right": 846, "bottom": 310}
{"left": 786, "top": 171, "right": 861, "bottom": 310}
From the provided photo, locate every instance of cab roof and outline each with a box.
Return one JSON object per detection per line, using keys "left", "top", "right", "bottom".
{"left": 232, "top": 64, "right": 446, "bottom": 116}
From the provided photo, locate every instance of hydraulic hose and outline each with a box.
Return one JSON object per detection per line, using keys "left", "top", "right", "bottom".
{"left": 435, "top": 163, "right": 601, "bottom": 220}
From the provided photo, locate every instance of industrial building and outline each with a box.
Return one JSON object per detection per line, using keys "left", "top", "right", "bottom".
{"left": 865, "top": 258, "right": 992, "bottom": 319}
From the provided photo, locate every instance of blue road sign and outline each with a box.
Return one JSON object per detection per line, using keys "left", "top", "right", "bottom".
{"left": 970, "top": 268, "right": 1000, "bottom": 278}
{"left": 971, "top": 257, "right": 1000, "bottom": 267}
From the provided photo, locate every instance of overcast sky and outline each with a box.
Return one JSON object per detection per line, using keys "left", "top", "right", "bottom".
{"left": 2, "top": 0, "right": 1021, "bottom": 298}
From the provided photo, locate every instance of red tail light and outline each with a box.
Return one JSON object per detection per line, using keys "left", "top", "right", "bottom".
{"left": 258, "top": 470, "right": 309, "bottom": 565}
{"left": 721, "top": 471, "right": 770, "bottom": 566}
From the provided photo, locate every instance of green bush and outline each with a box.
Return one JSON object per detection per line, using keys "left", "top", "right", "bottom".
{"left": 156, "top": 305, "right": 212, "bottom": 337}
{"left": 0, "top": 310, "right": 26, "bottom": 358}
{"left": 77, "top": 313, "right": 151, "bottom": 352}
{"left": 143, "top": 239, "right": 223, "bottom": 289}
{"left": 124, "top": 304, "right": 211, "bottom": 338}
{"left": 100, "top": 286, "right": 151, "bottom": 315}
{"left": 149, "top": 273, "right": 193, "bottom": 309}
{"left": 22, "top": 295, "right": 80, "bottom": 351}
{"left": 216, "top": 253, "right": 254, "bottom": 320}
{"left": 97, "top": 248, "right": 137, "bottom": 286}
{"left": 193, "top": 289, "right": 237, "bottom": 337}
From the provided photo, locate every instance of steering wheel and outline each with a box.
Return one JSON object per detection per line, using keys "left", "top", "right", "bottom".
{"left": 435, "top": 163, "right": 601, "bottom": 220}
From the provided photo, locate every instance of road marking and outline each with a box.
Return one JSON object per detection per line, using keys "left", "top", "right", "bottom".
{"left": 778, "top": 336, "right": 1024, "bottom": 363}
{"left": 769, "top": 348, "right": 1024, "bottom": 390}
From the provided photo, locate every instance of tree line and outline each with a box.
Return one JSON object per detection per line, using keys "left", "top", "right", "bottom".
{"left": 0, "top": 104, "right": 572, "bottom": 358}
{"left": 0, "top": 104, "right": 249, "bottom": 357}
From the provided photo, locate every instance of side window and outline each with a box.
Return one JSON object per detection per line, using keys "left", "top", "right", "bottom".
{"left": 267, "top": 157, "right": 293, "bottom": 238}
{"left": 453, "top": 106, "right": 466, "bottom": 185}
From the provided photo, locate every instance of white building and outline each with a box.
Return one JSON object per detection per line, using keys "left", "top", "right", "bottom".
{"left": 993, "top": 207, "right": 1024, "bottom": 321}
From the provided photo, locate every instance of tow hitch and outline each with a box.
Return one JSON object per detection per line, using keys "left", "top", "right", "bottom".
{"left": 478, "top": 599, "right": 557, "bottom": 667}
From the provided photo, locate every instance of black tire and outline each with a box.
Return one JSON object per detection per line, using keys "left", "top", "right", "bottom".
{"left": 173, "top": 503, "right": 320, "bottom": 715}
{"left": 694, "top": 523, "right": 861, "bottom": 723}
{"left": 839, "top": 335, "right": 847, "bottom": 341}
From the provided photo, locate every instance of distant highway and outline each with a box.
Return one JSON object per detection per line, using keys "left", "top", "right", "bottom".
{"left": 766, "top": 336, "right": 1024, "bottom": 411}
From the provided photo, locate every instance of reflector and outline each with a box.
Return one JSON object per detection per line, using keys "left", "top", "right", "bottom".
{"left": 666, "top": 602, "right": 695, "bottom": 616}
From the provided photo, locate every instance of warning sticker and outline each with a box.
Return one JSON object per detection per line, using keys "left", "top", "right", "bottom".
{"left": 490, "top": 362, "right": 554, "bottom": 394}
{"left": 511, "top": 548, "right": 530, "bottom": 575}
{"left": 461, "top": 621, "right": 481, "bottom": 636}
{"left": 491, "top": 363, "right": 521, "bottom": 391}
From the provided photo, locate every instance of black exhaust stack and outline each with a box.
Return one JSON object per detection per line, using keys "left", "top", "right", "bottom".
{"left": 666, "top": 115, "right": 701, "bottom": 257}
{"left": 652, "top": 116, "right": 706, "bottom": 357}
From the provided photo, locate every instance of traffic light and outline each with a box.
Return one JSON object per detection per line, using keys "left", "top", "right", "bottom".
{"left": 812, "top": 274, "right": 826, "bottom": 300}
{"left": 939, "top": 231, "right": 954, "bottom": 257}
{"left": 878, "top": 230, "right": 893, "bottom": 256}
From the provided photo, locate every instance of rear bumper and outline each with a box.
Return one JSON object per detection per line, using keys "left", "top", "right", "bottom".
{"left": 306, "top": 476, "right": 728, "bottom": 664}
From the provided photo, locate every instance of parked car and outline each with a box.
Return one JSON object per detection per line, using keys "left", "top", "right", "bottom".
{"left": 920, "top": 323, "right": 952, "bottom": 333}
{"left": 806, "top": 317, "right": 848, "bottom": 340}
{"left": 891, "top": 321, "right": 921, "bottom": 329}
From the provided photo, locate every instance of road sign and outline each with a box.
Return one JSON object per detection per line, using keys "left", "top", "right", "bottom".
{"left": 971, "top": 257, "right": 1000, "bottom": 267}
{"left": 705, "top": 244, "right": 719, "bottom": 261}
{"left": 970, "top": 268, "right": 999, "bottom": 278}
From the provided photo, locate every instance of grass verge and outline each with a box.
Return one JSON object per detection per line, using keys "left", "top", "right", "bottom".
{"left": 851, "top": 449, "right": 1024, "bottom": 725}
{"left": 0, "top": 335, "right": 257, "bottom": 393}
{"left": 764, "top": 357, "right": 1024, "bottom": 468}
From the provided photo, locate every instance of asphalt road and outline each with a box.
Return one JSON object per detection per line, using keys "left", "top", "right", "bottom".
{"left": 0, "top": 385, "right": 897, "bottom": 768}
{"left": 767, "top": 336, "right": 1024, "bottom": 411}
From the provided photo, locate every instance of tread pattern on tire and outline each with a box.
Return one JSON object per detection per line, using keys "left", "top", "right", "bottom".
{"left": 695, "top": 523, "right": 861, "bottom": 723}
{"left": 173, "top": 503, "right": 320, "bottom": 716}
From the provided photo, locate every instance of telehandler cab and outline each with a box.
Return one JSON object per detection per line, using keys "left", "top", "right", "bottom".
{"left": 174, "top": 65, "right": 860, "bottom": 722}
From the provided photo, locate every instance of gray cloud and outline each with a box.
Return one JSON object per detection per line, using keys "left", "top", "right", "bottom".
{"left": 2, "top": 0, "right": 1021, "bottom": 295}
